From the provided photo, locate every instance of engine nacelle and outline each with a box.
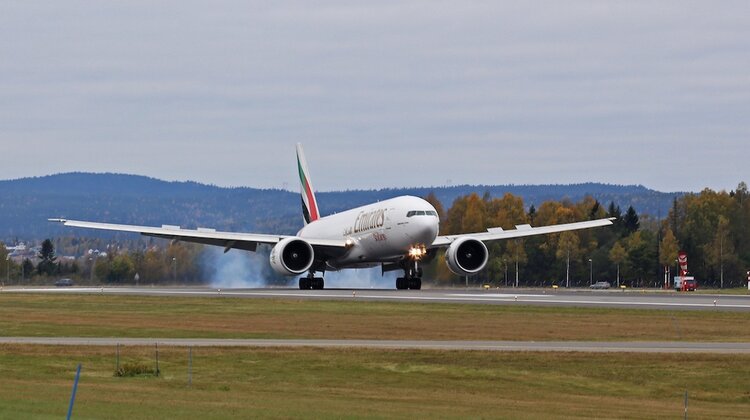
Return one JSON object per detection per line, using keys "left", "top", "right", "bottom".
{"left": 445, "top": 237, "right": 488, "bottom": 276}
{"left": 269, "top": 237, "right": 314, "bottom": 276}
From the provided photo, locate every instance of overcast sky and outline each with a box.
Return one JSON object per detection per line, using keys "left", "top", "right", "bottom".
{"left": 1, "top": 1, "right": 748, "bottom": 193}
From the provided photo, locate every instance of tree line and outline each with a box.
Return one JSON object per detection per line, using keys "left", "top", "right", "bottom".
{"left": 3, "top": 181, "right": 747, "bottom": 288}
{"left": 1, "top": 239, "right": 205, "bottom": 285}
{"left": 424, "top": 182, "right": 749, "bottom": 288}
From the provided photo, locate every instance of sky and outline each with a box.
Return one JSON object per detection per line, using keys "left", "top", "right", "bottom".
{"left": 1, "top": 1, "right": 748, "bottom": 193}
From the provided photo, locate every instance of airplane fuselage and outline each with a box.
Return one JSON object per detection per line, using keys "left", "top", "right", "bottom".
{"left": 298, "top": 195, "right": 439, "bottom": 269}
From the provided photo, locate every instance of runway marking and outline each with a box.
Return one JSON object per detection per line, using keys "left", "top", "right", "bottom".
{"left": 448, "top": 293, "right": 549, "bottom": 298}
{"left": 6, "top": 288, "right": 750, "bottom": 310}
{"left": 216, "top": 291, "right": 750, "bottom": 309}
{"left": 2, "top": 337, "right": 750, "bottom": 353}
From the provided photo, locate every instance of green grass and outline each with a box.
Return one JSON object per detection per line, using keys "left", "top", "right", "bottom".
{"left": 0, "top": 345, "right": 748, "bottom": 419}
{"left": 694, "top": 287, "right": 750, "bottom": 295}
{"left": 2, "top": 293, "right": 750, "bottom": 342}
{"left": 2, "top": 293, "right": 750, "bottom": 417}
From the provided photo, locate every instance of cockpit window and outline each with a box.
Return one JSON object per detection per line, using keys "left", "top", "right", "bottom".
{"left": 407, "top": 210, "right": 438, "bottom": 217}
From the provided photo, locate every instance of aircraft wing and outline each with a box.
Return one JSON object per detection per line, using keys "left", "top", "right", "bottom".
{"left": 48, "top": 218, "right": 347, "bottom": 252}
{"left": 430, "top": 217, "right": 615, "bottom": 247}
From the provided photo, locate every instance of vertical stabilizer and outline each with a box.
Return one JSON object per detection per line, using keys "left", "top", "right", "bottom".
{"left": 296, "top": 143, "right": 320, "bottom": 225}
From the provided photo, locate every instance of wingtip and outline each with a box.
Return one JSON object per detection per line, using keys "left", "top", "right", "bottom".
{"left": 48, "top": 218, "right": 67, "bottom": 223}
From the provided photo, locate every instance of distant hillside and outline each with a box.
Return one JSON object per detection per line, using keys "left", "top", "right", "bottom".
{"left": 0, "top": 173, "right": 681, "bottom": 241}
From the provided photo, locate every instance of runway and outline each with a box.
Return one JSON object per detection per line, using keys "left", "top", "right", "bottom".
{"left": 5, "top": 286, "right": 750, "bottom": 311}
{"left": 2, "top": 337, "right": 750, "bottom": 353}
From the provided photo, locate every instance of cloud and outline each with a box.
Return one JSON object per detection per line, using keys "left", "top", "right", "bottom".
{"left": 1, "top": 1, "right": 748, "bottom": 192}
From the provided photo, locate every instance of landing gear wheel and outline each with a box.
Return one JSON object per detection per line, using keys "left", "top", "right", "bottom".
{"left": 397, "top": 258, "right": 424, "bottom": 290}
{"left": 312, "top": 277, "right": 325, "bottom": 290}
{"left": 299, "top": 277, "right": 312, "bottom": 290}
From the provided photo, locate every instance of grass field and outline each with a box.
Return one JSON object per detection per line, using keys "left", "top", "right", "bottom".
{"left": 1, "top": 344, "right": 749, "bottom": 419}
{"left": 695, "top": 287, "right": 750, "bottom": 295}
{"left": 2, "top": 292, "right": 750, "bottom": 418}
{"left": 1, "top": 293, "right": 750, "bottom": 342}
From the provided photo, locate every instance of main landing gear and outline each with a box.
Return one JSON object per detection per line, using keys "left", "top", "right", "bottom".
{"left": 396, "top": 261, "right": 422, "bottom": 290}
{"left": 299, "top": 272, "right": 324, "bottom": 290}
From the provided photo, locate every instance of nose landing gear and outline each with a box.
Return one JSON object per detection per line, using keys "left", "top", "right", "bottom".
{"left": 396, "top": 260, "right": 422, "bottom": 290}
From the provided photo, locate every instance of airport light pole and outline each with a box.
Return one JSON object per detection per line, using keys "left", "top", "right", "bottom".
{"left": 616, "top": 263, "right": 620, "bottom": 288}
{"left": 5, "top": 255, "right": 9, "bottom": 285}
{"left": 588, "top": 258, "right": 593, "bottom": 286}
{"left": 172, "top": 258, "right": 177, "bottom": 282}
{"left": 720, "top": 234, "right": 724, "bottom": 289}
{"left": 515, "top": 240, "right": 520, "bottom": 288}
{"left": 89, "top": 257, "right": 94, "bottom": 283}
{"left": 503, "top": 259, "right": 508, "bottom": 287}
{"left": 566, "top": 249, "right": 570, "bottom": 288}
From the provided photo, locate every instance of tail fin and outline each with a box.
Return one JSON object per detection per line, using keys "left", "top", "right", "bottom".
{"left": 296, "top": 143, "right": 320, "bottom": 225}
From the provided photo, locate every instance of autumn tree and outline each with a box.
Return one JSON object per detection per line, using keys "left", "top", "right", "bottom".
{"left": 0, "top": 244, "right": 12, "bottom": 282}
{"left": 609, "top": 241, "right": 627, "bottom": 287}
{"left": 658, "top": 228, "right": 679, "bottom": 282}
{"left": 506, "top": 239, "right": 527, "bottom": 286}
{"left": 556, "top": 231, "right": 581, "bottom": 287}
{"left": 118, "top": 254, "right": 136, "bottom": 281}
{"left": 622, "top": 230, "right": 658, "bottom": 287}
{"left": 487, "top": 193, "right": 527, "bottom": 229}
{"left": 138, "top": 248, "right": 166, "bottom": 284}
{"left": 705, "top": 215, "right": 738, "bottom": 288}
{"left": 424, "top": 191, "right": 445, "bottom": 222}
{"left": 730, "top": 182, "right": 749, "bottom": 273}
{"left": 460, "top": 193, "right": 486, "bottom": 233}
{"left": 165, "top": 243, "right": 202, "bottom": 283}
{"left": 442, "top": 195, "right": 469, "bottom": 235}
{"left": 670, "top": 188, "right": 737, "bottom": 285}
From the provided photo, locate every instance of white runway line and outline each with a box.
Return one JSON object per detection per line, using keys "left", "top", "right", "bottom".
{"left": 2, "top": 337, "right": 750, "bottom": 353}
{"left": 5, "top": 287, "right": 750, "bottom": 310}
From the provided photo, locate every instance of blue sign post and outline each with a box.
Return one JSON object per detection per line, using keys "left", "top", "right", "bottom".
{"left": 67, "top": 364, "right": 82, "bottom": 420}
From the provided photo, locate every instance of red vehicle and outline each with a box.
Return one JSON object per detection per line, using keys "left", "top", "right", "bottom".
{"left": 682, "top": 278, "right": 697, "bottom": 291}
{"left": 674, "top": 277, "right": 698, "bottom": 291}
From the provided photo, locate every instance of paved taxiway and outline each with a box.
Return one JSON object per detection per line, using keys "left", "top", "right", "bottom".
{"left": 2, "top": 337, "right": 750, "bottom": 353}
{"left": 5, "top": 286, "right": 750, "bottom": 311}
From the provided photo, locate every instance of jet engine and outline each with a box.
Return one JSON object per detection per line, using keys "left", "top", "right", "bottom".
{"left": 445, "top": 237, "right": 488, "bottom": 276}
{"left": 269, "top": 237, "right": 314, "bottom": 276}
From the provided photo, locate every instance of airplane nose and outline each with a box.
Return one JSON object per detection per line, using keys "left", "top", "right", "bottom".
{"left": 416, "top": 216, "right": 439, "bottom": 244}
{"left": 428, "top": 217, "right": 439, "bottom": 238}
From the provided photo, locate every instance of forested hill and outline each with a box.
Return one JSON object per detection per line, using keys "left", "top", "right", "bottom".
{"left": 0, "top": 173, "right": 680, "bottom": 241}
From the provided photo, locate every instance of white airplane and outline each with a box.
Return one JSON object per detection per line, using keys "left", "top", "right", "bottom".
{"left": 51, "top": 144, "right": 614, "bottom": 290}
